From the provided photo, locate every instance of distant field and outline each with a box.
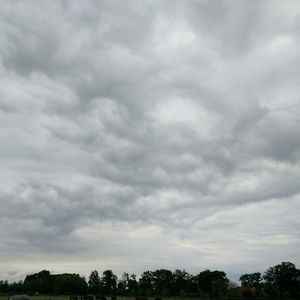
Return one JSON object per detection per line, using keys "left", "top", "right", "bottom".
{"left": 0, "top": 297, "right": 212, "bottom": 300}
{"left": 0, "top": 298, "right": 201, "bottom": 300}
{"left": 0, "top": 297, "right": 163, "bottom": 300}
{"left": 0, "top": 297, "right": 169, "bottom": 300}
{"left": 0, "top": 297, "right": 189, "bottom": 300}
{"left": 0, "top": 296, "right": 268, "bottom": 300}
{"left": 0, "top": 296, "right": 132, "bottom": 299}
{"left": 0, "top": 296, "right": 69, "bottom": 300}
{"left": 0, "top": 296, "right": 264, "bottom": 300}
{"left": 0, "top": 297, "right": 158, "bottom": 300}
{"left": 0, "top": 297, "right": 143, "bottom": 300}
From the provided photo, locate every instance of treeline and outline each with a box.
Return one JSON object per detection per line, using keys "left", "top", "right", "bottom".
{"left": 0, "top": 262, "right": 300, "bottom": 298}
{"left": 237, "top": 262, "right": 300, "bottom": 299}
{"left": 0, "top": 271, "right": 87, "bottom": 295}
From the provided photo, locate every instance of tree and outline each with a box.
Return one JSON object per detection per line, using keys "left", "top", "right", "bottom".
{"left": 0, "top": 280, "right": 9, "bottom": 293}
{"left": 117, "top": 272, "right": 128, "bottom": 295}
{"left": 152, "top": 269, "right": 173, "bottom": 296}
{"left": 53, "top": 273, "right": 87, "bottom": 295}
{"left": 88, "top": 270, "right": 101, "bottom": 294}
{"left": 101, "top": 270, "right": 118, "bottom": 295}
{"left": 263, "top": 262, "right": 300, "bottom": 298}
{"left": 23, "top": 270, "right": 54, "bottom": 293}
{"left": 127, "top": 274, "right": 138, "bottom": 295}
{"left": 139, "top": 271, "right": 154, "bottom": 296}
{"left": 239, "top": 273, "right": 262, "bottom": 289}
{"left": 172, "top": 269, "right": 192, "bottom": 296}
{"left": 195, "top": 270, "right": 229, "bottom": 297}
{"left": 117, "top": 273, "right": 138, "bottom": 295}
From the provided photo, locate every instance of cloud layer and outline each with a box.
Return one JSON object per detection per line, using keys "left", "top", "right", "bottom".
{"left": 1, "top": 0, "right": 300, "bottom": 282}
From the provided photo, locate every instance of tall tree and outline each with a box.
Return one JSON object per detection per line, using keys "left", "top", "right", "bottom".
{"left": 88, "top": 270, "right": 101, "bottom": 294}
{"left": 128, "top": 274, "right": 138, "bottom": 295}
{"left": 152, "top": 269, "right": 173, "bottom": 296}
{"left": 195, "top": 270, "right": 229, "bottom": 297}
{"left": 23, "top": 270, "right": 54, "bottom": 293}
{"left": 239, "top": 272, "right": 262, "bottom": 288}
{"left": 139, "top": 271, "right": 154, "bottom": 296}
{"left": 117, "top": 273, "right": 138, "bottom": 295}
{"left": 264, "top": 262, "right": 300, "bottom": 298}
{"left": 102, "top": 270, "right": 118, "bottom": 295}
{"left": 53, "top": 273, "right": 87, "bottom": 295}
{"left": 172, "top": 269, "right": 192, "bottom": 296}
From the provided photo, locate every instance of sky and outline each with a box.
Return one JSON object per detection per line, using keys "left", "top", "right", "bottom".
{"left": 0, "top": 0, "right": 300, "bottom": 283}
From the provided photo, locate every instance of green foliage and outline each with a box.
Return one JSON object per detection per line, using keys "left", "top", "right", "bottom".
{"left": 21, "top": 271, "right": 87, "bottom": 295}
{"left": 152, "top": 269, "right": 173, "bottom": 296}
{"left": 0, "top": 280, "right": 10, "bottom": 293}
{"left": 53, "top": 274, "right": 87, "bottom": 295}
{"left": 1, "top": 261, "right": 300, "bottom": 298}
{"left": 117, "top": 273, "right": 138, "bottom": 296}
{"left": 263, "top": 261, "right": 300, "bottom": 298}
{"left": 88, "top": 270, "right": 101, "bottom": 294}
{"left": 138, "top": 271, "right": 154, "bottom": 295}
{"left": 24, "top": 270, "right": 54, "bottom": 294}
{"left": 172, "top": 269, "right": 192, "bottom": 296}
{"left": 239, "top": 272, "right": 262, "bottom": 288}
{"left": 127, "top": 274, "right": 138, "bottom": 295}
{"left": 195, "top": 270, "right": 229, "bottom": 297}
{"left": 101, "top": 270, "right": 118, "bottom": 295}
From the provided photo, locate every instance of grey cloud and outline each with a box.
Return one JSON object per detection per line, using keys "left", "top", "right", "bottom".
{"left": 0, "top": 0, "right": 300, "bottom": 282}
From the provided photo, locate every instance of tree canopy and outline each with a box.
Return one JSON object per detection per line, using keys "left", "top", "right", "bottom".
{"left": 1, "top": 261, "right": 300, "bottom": 298}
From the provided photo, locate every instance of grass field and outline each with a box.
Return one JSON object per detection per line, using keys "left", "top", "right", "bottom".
{"left": 0, "top": 297, "right": 188, "bottom": 300}
{"left": 1, "top": 297, "right": 72, "bottom": 300}
{"left": 0, "top": 296, "right": 291, "bottom": 300}
{"left": 0, "top": 297, "right": 200, "bottom": 300}
{"left": 0, "top": 297, "right": 175, "bottom": 300}
{"left": 0, "top": 296, "right": 80, "bottom": 300}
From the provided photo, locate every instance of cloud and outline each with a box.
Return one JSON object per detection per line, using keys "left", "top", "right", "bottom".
{"left": 0, "top": 0, "right": 300, "bottom": 282}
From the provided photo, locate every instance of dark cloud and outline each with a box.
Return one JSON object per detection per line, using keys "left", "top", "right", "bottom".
{"left": 0, "top": 0, "right": 300, "bottom": 281}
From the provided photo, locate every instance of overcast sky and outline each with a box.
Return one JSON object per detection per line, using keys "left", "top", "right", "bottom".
{"left": 1, "top": 0, "right": 300, "bottom": 283}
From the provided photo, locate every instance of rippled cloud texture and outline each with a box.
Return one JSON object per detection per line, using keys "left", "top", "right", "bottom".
{"left": 1, "top": 0, "right": 300, "bottom": 281}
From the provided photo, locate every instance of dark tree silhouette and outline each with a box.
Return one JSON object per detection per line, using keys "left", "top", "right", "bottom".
{"left": 239, "top": 272, "right": 262, "bottom": 288}
{"left": 263, "top": 261, "right": 300, "bottom": 298}
{"left": 101, "top": 270, "right": 117, "bottom": 295}
{"left": 88, "top": 270, "right": 101, "bottom": 294}
{"left": 195, "top": 270, "right": 229, "bottom": 297}
{"left": 2, "top": 261, "right": 300, "bottom": 298}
